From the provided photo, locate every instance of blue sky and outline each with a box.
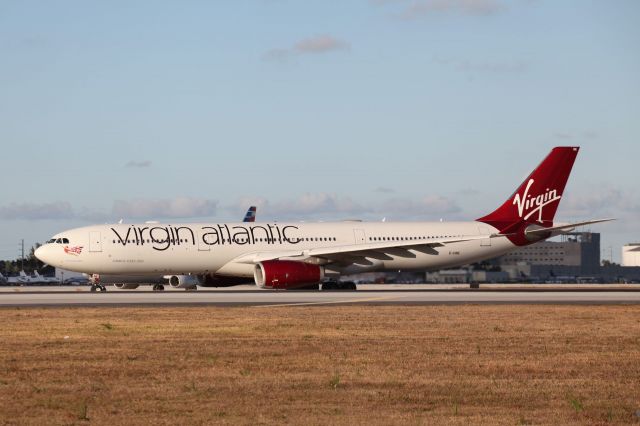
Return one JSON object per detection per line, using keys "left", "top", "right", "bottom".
{"left": 0, "top": 0, "right": 638, "bottom": 262}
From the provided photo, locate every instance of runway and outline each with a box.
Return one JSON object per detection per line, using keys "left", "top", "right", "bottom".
{"left": 1, "top": 285, "right": 639, "bottom": 306}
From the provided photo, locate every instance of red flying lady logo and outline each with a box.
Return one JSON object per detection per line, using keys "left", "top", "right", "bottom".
{"left": 63, "top": 245, "right": 83, "bottom": 256}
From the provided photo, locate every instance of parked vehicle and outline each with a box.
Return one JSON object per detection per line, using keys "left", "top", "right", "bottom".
{"left": 63, "top": 276, "right": 90, "bottom": 286}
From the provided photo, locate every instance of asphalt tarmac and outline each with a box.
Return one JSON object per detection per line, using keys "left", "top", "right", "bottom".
{"left": 1, "top": 285, "right": 639, "bottom": 306}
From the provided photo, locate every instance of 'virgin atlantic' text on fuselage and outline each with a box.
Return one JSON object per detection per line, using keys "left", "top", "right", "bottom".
{"left": 111, "top": 224, "right": 301, "bottom": 251}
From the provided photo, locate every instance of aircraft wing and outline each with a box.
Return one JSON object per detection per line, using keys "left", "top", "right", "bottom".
{"left": 233, "top": 233, "right": 503, "bottom": 266}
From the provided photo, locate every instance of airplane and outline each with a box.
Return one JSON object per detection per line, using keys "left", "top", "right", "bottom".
{"left": 74, "top": 205, "right": 257, "bottom": 291}
{"left": 19, "top": 270, "right": 48, "bottom": 285}
{"left": 243, "top": 206, "right": 257, "bottom": 223}
{"left": 5, "top": 271, "right": 41, "bottom": 285}
{"left": 0, "top": 270, "right": 54, "bottom": 285}
{"left": 35, "top": 147, "right": 611, "bottom": 292}
{"left": 31, "top": 270, "right": 61, "bottom": 285}
{"left": 0, "top": 271, "right": 34, "bottom": 285}
{"left": 0, "top": 272, "right": 24, "bottom": 285}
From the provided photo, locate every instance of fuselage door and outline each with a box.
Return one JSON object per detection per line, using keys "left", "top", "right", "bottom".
{"left": 198, "top": 231, "right": 211, "bottom": 251}
{"left": 478, "top": 226, "right": 492, "bottom": 247}
{"left": 89, "top": 231, "right": 102, "bottom": 252}
{"left": 354, "top": 229, "right": 366, "bottom": 244}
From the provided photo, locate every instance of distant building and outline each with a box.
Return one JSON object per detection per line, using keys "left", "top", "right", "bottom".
{"left": 426, "top": 269, "right": 470, "bottom": 284}
{"left": 422, "top": 232, "right": 640, "bottom": 284}
{"left": 55, "top": 268, "right": 84, "bottom": 282}
{"left": 622, "top": 244, "right": 640, "bottom": 267}
{"left": 492, "top": 232, "right": 640, "bottom": 283}
{"left": 498, "top": 232, "right": 600, "bottom": 274}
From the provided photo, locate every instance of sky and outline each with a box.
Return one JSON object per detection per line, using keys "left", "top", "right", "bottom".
{"left": 0, "top": 0, "right": 638, "bottom": 263}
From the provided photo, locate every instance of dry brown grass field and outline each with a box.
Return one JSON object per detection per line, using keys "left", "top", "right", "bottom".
{"left": 0, "top": 305, "right": 638, "bottom": 425}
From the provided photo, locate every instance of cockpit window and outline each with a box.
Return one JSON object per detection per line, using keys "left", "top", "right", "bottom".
{"left": 48, "top": 237, "right": 70, "bottom": 244}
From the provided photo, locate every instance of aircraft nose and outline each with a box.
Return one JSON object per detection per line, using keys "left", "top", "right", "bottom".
{"left": 35, "top": 245, "right": 51, "bottom": 264}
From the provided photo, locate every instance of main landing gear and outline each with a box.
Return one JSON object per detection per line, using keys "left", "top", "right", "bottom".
{"left": 152, "top": 284, "right": 165, "bottom": 291}
{"left": 321, "top": 280, "right": 357, "bottom": 291}
{"left": 89, "top": 274, "right": 107, "bottom": 292}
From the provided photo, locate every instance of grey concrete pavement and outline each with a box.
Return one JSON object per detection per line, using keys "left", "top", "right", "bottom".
{"left": 0, "top": 285, "right": 639, "bottom": 306}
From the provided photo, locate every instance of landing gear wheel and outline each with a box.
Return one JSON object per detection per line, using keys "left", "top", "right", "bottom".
{"left": 290, "top": 283, "right": 320, "bottom": 290}
{"left": 339, "top": 281, "right": 357, "bottom": 290}
{"left": 344, "top": 281, "right": 357, "bottom": 290}
{"left": 89, "top": 274, "right": 104, "bottom": 292}
{"left": 152, "top": 284, "right": 165, "bottom": 291}
{"left": 322, "top": 281, "right": 356, "bottom": 291}
{"left": 322, "top": 281, "right": 336, "bottom": 291}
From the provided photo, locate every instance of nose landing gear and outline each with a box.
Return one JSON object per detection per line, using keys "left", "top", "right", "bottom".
{"left": 89, "top": 274, "right": 106, "bottom": 292}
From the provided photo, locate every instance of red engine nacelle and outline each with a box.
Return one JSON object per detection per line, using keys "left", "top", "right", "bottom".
{"left": 254, "top": 260, "right": 324, "bottom": 290}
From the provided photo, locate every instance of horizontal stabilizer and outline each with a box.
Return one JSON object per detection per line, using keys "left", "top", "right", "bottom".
{"left": 524, "top": 218, "right": 615, "bottom": 236}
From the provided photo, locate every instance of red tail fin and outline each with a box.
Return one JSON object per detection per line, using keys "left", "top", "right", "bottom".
{"left": 477, "top": 147, "right": 579, "bottom": 233}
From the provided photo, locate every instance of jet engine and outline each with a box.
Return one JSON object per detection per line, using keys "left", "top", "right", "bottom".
{"left": 254, "top": 260, "right": 324, "bottom": 290}
{"left": 114, "top": 283, "right": 139, "bottom": 290}
{"left": 166, "top": 275, "right": 198, "bottom": 290}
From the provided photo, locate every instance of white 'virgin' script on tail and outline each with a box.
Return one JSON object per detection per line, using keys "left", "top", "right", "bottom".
{"left": 513, "top": 179, "right": 561, "bottom": 223}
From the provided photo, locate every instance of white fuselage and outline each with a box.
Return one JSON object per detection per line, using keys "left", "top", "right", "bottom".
{"left": 35, "top": 221, "right": 516, "bottom": 278}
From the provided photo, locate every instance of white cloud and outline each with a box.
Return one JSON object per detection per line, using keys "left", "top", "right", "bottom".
{"left": 372, "top": 0, "right": 508, "bottom": 20}
{"left": 227, "top": 192, "right": 462, "bottom": 222}
{"left": 553, "top": 130, "right": 599, "bottom": 140}
{"left": 263, "top": 48, "right": 291, "bottom": 62}
{"left": 560, "top": 187, "right": 639, "bottom": 234}
{"left": 554, "top": 132, "right": 573, "bottom": 140}
{"left": 374, "top": 187, "right": 396, "bottom": 194}
{"left": 398, "top": 0, "right": 506, "bottom": 19}
{"left": 270, "top": 193, "right": 365, "bottom": 217}
{"left": 0, "top": 197, "right": 220, "bottom": 222}
{"left": 264, "top": 35, "right": 350, "bottom": 62}
{"left": 0, "top": 202, "right": 74, "bottom": 220}
{"left": 112, "top": 197, "right": 218, "bottom": 219}
{"left": 380, "top": 196, "right": 461, "bottom": 219}
{"left": 294, "top": 35, "right": 350, "bottom": 54}
{"left": 125, "top": 160, "right": 152, "bottom": 168}
{"left": 433, "top": 56, "right": 527, "bottom": 74}
{"left": 562, "top": 187, "right": 631, "bottom": 217}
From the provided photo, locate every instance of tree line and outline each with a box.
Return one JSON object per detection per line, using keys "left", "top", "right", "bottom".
{"left": 0, "top": 243, "right": 53, "bottom": 276}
